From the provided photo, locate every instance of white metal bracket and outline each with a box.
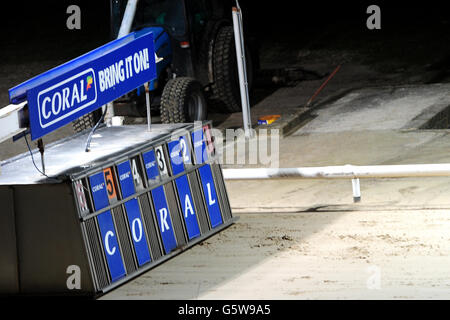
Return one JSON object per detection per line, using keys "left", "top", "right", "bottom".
{"left": 0, "top": 102, "right": 27, "bottom": 144}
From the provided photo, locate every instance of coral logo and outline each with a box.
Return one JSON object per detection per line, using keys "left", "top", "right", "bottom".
{"left": 37, "top": 69, "right": 97, "bottom": 129}
{"left": 86, "top": 75, "right": 93, "bottom": 91}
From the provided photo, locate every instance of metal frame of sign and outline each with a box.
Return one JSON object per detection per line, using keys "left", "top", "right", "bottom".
{"left": 71, "top": 122, "right": 236, "bottom": 294}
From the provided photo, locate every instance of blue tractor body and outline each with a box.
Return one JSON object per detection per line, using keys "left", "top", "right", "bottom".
{"left": 134, "top": 27, "right": 172, "bottom": 92}
{"left": 71, "top": 0, "right": 258, "bottom": 130}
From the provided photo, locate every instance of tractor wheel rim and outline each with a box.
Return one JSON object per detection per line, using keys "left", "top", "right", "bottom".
{"left": 187, "top": 93, "right": 205, "bottom": 121}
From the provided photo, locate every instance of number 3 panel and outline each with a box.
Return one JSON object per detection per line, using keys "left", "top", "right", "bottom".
{"left": 154, "top": 144, "right": 171, "bottom": 177}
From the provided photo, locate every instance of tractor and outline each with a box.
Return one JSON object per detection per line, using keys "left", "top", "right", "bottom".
{"left": 73, "top": 0, "right": 258, "bottom": 132}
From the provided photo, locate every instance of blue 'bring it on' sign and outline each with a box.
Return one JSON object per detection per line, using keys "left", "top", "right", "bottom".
{"left": 13, "top": 31, "right": 156, "bottom": 140}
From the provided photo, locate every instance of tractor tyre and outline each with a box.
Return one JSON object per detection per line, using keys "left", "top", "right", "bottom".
{"left": 160, "top": 77, "right": 207, "bottom": 123}
{"left": 212, "top": 26, "right": 253, "bottom": 113}
{"left": 72, "top": 109, "right": 102, "bottom": 133}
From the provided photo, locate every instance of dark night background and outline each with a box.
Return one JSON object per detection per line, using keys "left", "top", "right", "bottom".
{"left": 1, "top": 1, "right": 449, "bottom": 62}
{"left": 1, "top": 0, "right": 450, "bottom": 107}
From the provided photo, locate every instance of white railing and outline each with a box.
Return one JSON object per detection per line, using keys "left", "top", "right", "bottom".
{"left": 222, "top": 164, "right": 450, "bottom": 202}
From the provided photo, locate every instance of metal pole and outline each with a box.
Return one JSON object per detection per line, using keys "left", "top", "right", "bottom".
{"left": 222, "top": 164, "right": 450, "bottom": 180}
{"left": 145, "top": 82, "right": 151, "bottom": 131}
{"left": 117, "top": 0, "right": 139, "bottom": 38}
{"left": 106, "top": 0, "right": 140, "bottom": 125}
{"left": 37, "top": 139, "right": 45, "bottom": 175}
{"left": 236, "top": 2, "right": 252, "bottom": 133}
{"left": 232, "top": 6, "right": 252, "bottom": 138}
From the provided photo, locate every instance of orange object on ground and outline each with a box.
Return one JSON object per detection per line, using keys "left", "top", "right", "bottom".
{"left": 258, "top": 115, "right": 281, "bottom": 125}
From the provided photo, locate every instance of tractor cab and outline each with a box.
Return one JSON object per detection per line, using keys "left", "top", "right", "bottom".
{"left": 112, "top": 0, "right": 188, "bottom": 39}
{"left": 111, "top": 0, "right": 232, "bottom": 85}
{"left": 73, "top": 0, "right": 257, "bottom": 132}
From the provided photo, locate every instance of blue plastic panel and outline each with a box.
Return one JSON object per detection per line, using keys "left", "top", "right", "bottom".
{"left": 142, "top": 149, "right": 160, "bottom": 183}
{"left": 198, "top": 164, "right": 223, "bottom": 228}
{"left": 151, "top": 186, "right": 177, "bottom": 254}
{"left": 97, "top": 210, "right": 127, "bottom": 282}
{"left": 174, "top": 175, "right": 200, "bottom": 240}
{"left": 89, "top": 171, "right": 110, "bottom": 211}
{"left": 168, "top": 135, "right": 191, "bottom": 176}
{"left": 117, "top": 160, "right": 136, "bottom": 199}
{"left": 191, "top": 129, "right": 207, "bottom": 165}
{"left": 123, "top": 199, "right": 152, "bottom": 266}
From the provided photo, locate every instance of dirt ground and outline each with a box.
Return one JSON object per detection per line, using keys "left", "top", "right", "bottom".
{"left": 103, "top": 209, "right": 450, "bottom": 300}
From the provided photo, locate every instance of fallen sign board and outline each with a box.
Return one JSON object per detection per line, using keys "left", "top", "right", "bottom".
{"left": 0, "top": 122, "right": 234, "bottom": 297}
{"left": 8, "top": 31, "right": 156, "bottom": 141}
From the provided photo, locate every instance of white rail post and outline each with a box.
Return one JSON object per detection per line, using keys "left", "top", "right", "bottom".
{"left": 351, "top": 178, "right": 361, "bottom": 203}
{"left": 232, "top": 3, "right": 253, "bottom": 138}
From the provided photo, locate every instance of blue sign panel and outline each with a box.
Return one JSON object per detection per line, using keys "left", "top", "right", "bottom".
{"left": 142, "top": 149, "right": 159, "bottom": 182}
{"left": 97, "top": 210, "right": 126, "bottom": 282}
{"left": 26, "top": 32, "right": 156, "bottom": 140}
{"left": 198, "top": 164, "right": 223, "bottom": 228}
{"left": 151, "top": 186, "right": 177, "bottom": 254}
{"left": 123, "top": 199, "right": 151, "bottom": 266}
{"left": 175, "top": 175, "right": 201, "bottom": 240}
{"left": 89, "top": 171, "right": 109, "bottom": 211}
{"left": 117, "top": 160, "right": 135, "bottom": 198}
{"left": 168, "top": 136, "right": 191, "bottom": 176}
{"left": 191, "top": 130, "right": 207, "bottom": 165}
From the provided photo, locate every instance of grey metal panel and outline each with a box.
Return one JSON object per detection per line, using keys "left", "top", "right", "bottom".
{"left": 13, "top": 183, "right": 95, "bottom": 295}
{"left": 138, "top": 193, "right": 163, "bottom": 261}
{"left": 112, "top": 206, "right": 137, "bottom": 274}
{"left": 211, "top": 163, "right": 233, "bottom": 222}
{"left": 0, "top": 186, "right": 19, "bottom": 294}
{"left": 163, "top": 183, "right": 188, "bottom": 246}
{"left": 82, "top": 219, "right": 110, "bottom": 290}
{"left": 187, "top": 171, "right": 210, "bottom": 234}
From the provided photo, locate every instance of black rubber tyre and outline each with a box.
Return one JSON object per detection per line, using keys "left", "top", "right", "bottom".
{"left": 72, "top": 109, "right": 102, "bottom": 133}
{"left": 160, "top": 77, "right": 207, "bottom": 123}
{"left": 212, "top": 26, "right": 253, "bottom": 113}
